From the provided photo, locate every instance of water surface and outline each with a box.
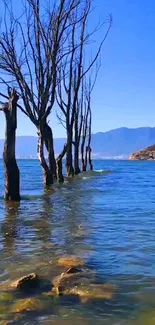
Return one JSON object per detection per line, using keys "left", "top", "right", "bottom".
{"left": 0, "top": 160, "right": 155, "bottom": 324}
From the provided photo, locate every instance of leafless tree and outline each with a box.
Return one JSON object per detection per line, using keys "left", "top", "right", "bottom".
{"left": 81, "top": 67, "right": 100, "bottom": 172}
{"left": 0, "top": 0, "right": 83, "bottom": 186}
{"left": 56, "top": 0, "right": 112, "bottom": 176}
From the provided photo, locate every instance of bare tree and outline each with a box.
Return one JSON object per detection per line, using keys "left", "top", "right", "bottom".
{"left": 0, "top": 0, "right": 83, "bottom": 186}
{"left": 0, "top": 88, "right": 20, "bottom": 201}
{"left": 81, "top": 68, "right": 100, "bottom": 172}
{"left": 56, "top": 1, "right": 112, "bottom": 176}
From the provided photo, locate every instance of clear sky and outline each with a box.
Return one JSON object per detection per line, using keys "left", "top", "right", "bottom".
{"left": 0, "top": 0, "right": 155, "bottom": 138}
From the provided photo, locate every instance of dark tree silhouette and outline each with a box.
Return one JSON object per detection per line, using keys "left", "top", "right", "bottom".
{"left": 56, "top": 1, "right": 112, "bottom": 176}
{"left": 0, "top": 88, "right": 20, "bottom": 201}
{"left": 0, "top": 0, "right": 84, "bottom": 186}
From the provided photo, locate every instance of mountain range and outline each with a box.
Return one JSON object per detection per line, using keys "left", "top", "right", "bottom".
{"left": 1, "top": 127, "right": 155, "bottom": 159}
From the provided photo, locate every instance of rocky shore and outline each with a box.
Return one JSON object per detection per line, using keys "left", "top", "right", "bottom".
{"left": 129, "top": 145, "right": 155, "bottom": 160}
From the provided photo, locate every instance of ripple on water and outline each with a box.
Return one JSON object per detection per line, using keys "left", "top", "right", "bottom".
{"left": 0, "top": 160, "right": 155, "bottom": 324}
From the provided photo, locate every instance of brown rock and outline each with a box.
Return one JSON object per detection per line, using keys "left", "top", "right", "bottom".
{"left": 10, "top": 273, "right": 39, "bottom": 291}
{"left": 52, "top": 267, "right": 97, "bottom": 297}
{"left": 52, "top": 269, "right": 115, "bottom": 301}
{"left": 42, "top": 291, "right": 56, "bottom": 297}
{"left": 10, "top": 298, "right": 44, "bottom": 313}
{"left": 52, "top": 267, "right": 83, "bottom": 295}
{"left": 57, "top": 256, "right": 85, "bottom": 268}
{"left": 68, "top": 283, "right": 115, "bottom": 302}
{"left": 65, "top": 267, "right": 82, "bottom": 274}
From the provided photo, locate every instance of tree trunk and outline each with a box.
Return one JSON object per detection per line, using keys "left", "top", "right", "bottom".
{"left": 81, "top": 136, "right": 86, "bottom": 172}
{"left": 74, "top": 115, "right": 80, "bottom": 175}
{"left": 3, "top": 89, "right": 20, "bottom": 201}
{"left": 87, "top": 109, "right": 93, "bottom": 170}
{"left": 56, "top": 144, "right": 67, "bottom": 183}
{"left": 84, "top": 145, "right": 88, "bottom": 172}
{"left": 74, "top": 143, "right": 80, "bottom": 174}
{"left": 66, "top": 128, "right": 74, "bottom": 177}
{"left": 37, "top": 129, "right": 53, "bottom": 186}
{"left": 44, "top": 123, "right": 57, "bottom": 180}
{"left": 88, "top": 146, "right": 93, "bottom": 171}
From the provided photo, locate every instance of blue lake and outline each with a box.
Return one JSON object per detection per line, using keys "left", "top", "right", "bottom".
{"left": 0, "top": 159, "right": 155, "bottom": 324}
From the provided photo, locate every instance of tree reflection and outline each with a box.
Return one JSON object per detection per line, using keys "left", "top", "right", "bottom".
{"left": 51, "top": 179, "right": 93, "bottom": 258}
{"left": 32, "top": 189, "right": 55, "bottom": 245}
{"left": 1, "top": 201, "right": 20, "bottom": 255}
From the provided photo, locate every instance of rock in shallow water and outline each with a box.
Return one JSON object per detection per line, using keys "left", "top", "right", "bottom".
{"left": 10, "top": 298, "right": 44, "bottom": 313}
{"left": 51, "top": 266, "right": 115, "bottom": 302}
{"left": 57, "top": 256, "right": 85, "bottom": 268}
{"left": 10, "top": 273, "right": 39, "bottom": 291}
{"left": 52, "top": 267, "right": 83, "bottom": 295}
{"left": 68, "top": 283, "right": 115, "bottom": 302}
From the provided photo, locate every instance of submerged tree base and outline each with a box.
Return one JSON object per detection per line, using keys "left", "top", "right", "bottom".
{"left": 4, "top": 160, "right": 20, "bottom": 201}
{"left": 44, "top": 171, "right": 54, "bottom": 187}
{"left": 66, "top": 165, "right": 74, "bottom": 177}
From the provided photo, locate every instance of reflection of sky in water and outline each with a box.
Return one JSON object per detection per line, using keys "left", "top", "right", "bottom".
{"left": 0, "top": 160, "right": 155, "bottom": 324}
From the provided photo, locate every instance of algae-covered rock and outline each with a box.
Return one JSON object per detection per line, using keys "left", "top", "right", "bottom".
{"left": 52, "top": 266, "right": 85, "bottom": 295}
{"left": 42, "top": 291, "right": 56, "bottom": 297}
{"left": 52, "top": 265, "right": 115, "bottom": 302}
{"left": 68, "top": 283, "right": 115, "bottom": 302}
{"left": 57, "top": 256, "right": 85, "bottom": 268}
{"left": 52, "top": 266, "right": 98, "bottom": 297}
{"left": 0, "top": 293, "right": 13, "bottom": 302}
{"left": 0, "top": 302, "right": 10, "bottom": 320}
{"left": 10, "top": 298, "right": 44, "bottom": 313}
{"left": 64, "top": 267, "right": 82, "bottom": 274}
{"left": 10, "top": 273, "right": 39, "bottom": 291}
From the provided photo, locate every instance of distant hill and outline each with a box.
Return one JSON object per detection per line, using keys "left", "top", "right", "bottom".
{"left": 129, "top": 144, "right": 155, "bottom": 160}
{"left": 1, "top": 127, "right": 155, "bottom": 159}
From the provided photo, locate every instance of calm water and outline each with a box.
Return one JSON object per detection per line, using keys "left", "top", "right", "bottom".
{"left": 0, "top": 159, "right": 155, "bottom": 324}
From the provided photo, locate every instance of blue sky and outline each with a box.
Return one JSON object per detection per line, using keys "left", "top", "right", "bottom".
{"left": 0, "top": 0, "right": 155, "bottom": 138}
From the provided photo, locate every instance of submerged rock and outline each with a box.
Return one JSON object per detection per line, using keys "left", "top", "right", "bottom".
{"left": 57, "top": 256, "right": 85, "bottom": 268}
{"left": 64, "top": 267, "right": 82, "bottom": 274}
{"left": 10, "top": 298, "right": 44, "bottom": 313}
{"left": 68, "top": 283, "right": 115, "bottom": 302}
{"left": 52, "top": 267, "right": 83, "bottom": 295}
{"left": 52, "top": 265, "right": 115, "bottom": 302}
{"left": 52, "top": 266, "right": 111, "bottom": 300}
{"left": 0, "top": 293, "right": 13, "bottom": 302}
{"left": 53, "top": 272, "right": 115, "bottom": 302}
{"left": 10, "top": 273, "right": 39, "bottom": 291}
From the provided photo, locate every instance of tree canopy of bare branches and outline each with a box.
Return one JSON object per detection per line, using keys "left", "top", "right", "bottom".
{"left": 56, "top": 1, "right": 112, "bottom": 176}
{"left": 0, "top": 0, "right": 92, "bottom": 184}
{"left": 0, "top": 0, "right": 112, "bottom": 188}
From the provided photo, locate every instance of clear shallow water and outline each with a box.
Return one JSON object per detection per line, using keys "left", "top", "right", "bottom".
{"left": 0, "top": 160, "right": 155, "bottom": 324}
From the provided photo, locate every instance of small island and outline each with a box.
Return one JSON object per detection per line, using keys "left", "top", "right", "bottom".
{"left": 129, "top": 144, "right": 155, "bottom": 160}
